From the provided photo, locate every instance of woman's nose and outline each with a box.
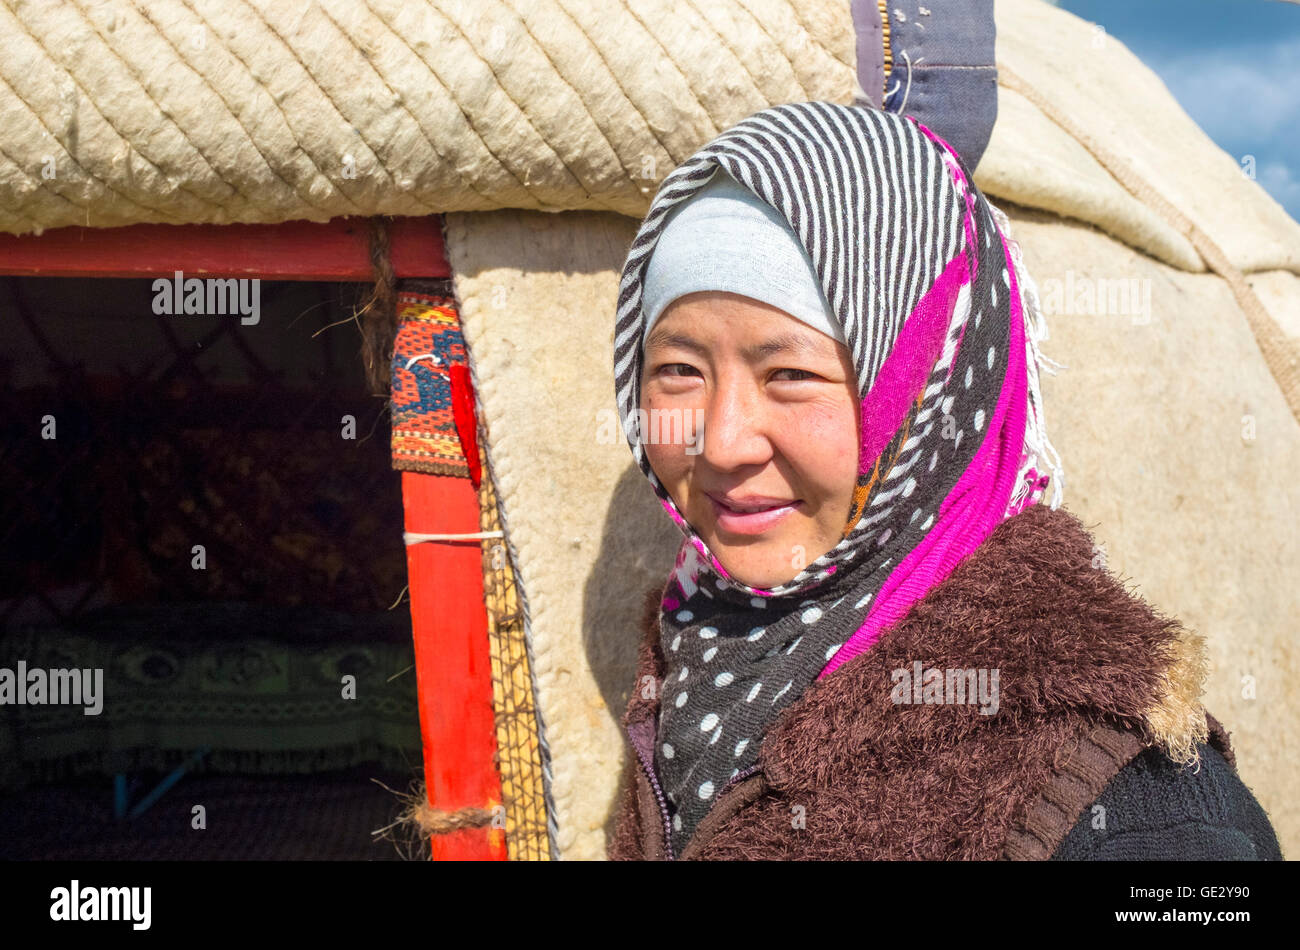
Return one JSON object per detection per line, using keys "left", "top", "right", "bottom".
{"left": 699, "top": 378, "right": 772, "bottom": 471}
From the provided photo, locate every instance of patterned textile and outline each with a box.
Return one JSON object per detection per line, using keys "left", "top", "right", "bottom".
{"left": 0, "top": 603, "right": 420, "bottom": 791}
{"left": 391, "top": 292, "right": 481, "bottom": 485}
{"left": 612, "top": 101, "right": 1063, "bottom": 855}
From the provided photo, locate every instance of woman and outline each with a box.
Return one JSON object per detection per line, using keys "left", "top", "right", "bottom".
{"left": 607, "top": 101, "right": 1281, "bottom": 860}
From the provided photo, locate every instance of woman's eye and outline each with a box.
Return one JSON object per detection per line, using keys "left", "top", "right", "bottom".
{"left": 661, "top": 363, "right": 701, "bottom": 377}
{"left": 771, "top": 368, "right": 818, "bottom": 382}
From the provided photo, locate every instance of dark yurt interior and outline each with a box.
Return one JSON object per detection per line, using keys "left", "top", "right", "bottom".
{"left": 0, "top": 270, "right": 425, "bottom": 860}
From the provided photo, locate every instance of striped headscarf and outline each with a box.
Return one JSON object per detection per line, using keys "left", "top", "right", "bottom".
{"left": 613, "top": 101, "right": 1064, "bottom": 855}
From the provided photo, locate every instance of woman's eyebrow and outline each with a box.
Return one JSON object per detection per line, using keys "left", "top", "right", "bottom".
{"left": 740, "top": 332, "right": 822, "bottom": 361}
{"left": 644, "top": 327, "right": 826, "bottom": 361}
{"left": 644, "top": 328, "right": 707, "bottom": 356}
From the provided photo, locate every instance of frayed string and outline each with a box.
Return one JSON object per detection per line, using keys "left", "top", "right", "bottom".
{"left": 989, "top": 200, "right": 1067, "bottom": 512}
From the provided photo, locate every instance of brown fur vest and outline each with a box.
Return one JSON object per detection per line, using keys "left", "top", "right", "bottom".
{"left": 608, "top": 502, "right": 1232, "bottom": 860}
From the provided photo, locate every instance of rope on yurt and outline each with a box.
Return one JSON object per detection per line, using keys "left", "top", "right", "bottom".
{"left": 402, "top": 801, "right": 496, "bottom": 834}
{"left": 376, "top": 778, "right": 490, "bottom": 861}
{"left": 360, "top": 216, "right": 399, "bottom": 395}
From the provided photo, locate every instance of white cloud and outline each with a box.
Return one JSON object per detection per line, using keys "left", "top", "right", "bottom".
{"left": 1143, "top": 38, "right": 1300, "bottom": 143}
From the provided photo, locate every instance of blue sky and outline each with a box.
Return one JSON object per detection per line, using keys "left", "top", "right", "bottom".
{"left": 1053, "top": 0, "right": 1300, "bottom": 222}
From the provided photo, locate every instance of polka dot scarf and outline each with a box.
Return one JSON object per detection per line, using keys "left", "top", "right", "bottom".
{"left": 613, "top": 102, "right": 1064, "bottom": 856}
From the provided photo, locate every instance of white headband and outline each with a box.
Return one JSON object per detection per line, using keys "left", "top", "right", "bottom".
{"left": 640, "top": 168, "right": 845, "bottom": 347}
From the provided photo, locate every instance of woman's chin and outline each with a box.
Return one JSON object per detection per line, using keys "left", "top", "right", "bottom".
{"left": 686, "top": 501, "right": 828, "bottom": 589}
{"left": 707, "top": 542, "right": 801, "bottom": 591}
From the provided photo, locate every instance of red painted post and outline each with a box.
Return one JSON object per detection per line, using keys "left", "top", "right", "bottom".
{"left": 402, "top": 471, "right": 506, "bottom": 860}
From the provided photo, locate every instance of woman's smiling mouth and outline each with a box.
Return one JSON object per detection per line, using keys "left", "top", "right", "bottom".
{"left": 705, "top": 492, "right": 802, "bottom": 535}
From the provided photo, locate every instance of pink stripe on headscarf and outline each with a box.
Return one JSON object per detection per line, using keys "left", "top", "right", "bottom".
{"left": 858, "top": 250, "right": 969, "bottom": 476}
{"left": 819, "top": 229, "right": 1029, "bottom": 678}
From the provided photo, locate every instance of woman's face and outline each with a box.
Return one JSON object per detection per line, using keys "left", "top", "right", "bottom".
{"left": 639, "top": 291, "right": 861, "bottom": 589}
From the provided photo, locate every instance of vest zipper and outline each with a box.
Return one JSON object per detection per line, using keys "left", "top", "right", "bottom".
{"left": 718, "top": 763, "right": 761, "bottom": 799}
{"left": 625, "top": 700, "right": 762, "bottom": 859}
{"left": 633, "top": 736, "right": 765, "bottom": 861}
{"left": 627, "top": 719, "right": 677, "bottom": 860}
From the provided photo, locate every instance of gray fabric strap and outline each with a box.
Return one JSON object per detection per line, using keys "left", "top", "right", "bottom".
{"left": 879, "top": 0, "right": 999, "bottom": 172}
{"left": 850, "top": 0, "right": 886, "bottom": 109}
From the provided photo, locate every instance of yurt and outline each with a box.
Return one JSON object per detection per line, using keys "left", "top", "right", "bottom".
{"left": 0, "top": 0, "right": 1295, "bottom": 862}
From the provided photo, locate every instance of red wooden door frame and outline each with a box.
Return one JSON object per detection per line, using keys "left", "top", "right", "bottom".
{"left": 0, "top": 216, "right": 449, "bottom": 280}
{"left": 402, "top": 473, "right": 507, "bottom": 860}
{"left": 0, "top": 215, "right": 507, "bottom": 860}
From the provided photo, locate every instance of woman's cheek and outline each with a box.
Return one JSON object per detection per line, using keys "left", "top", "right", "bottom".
{"left": 641, "top": 400, "right": 689, "bottom": 488}
{"left": 784, "top": 397, "right": 860, "bottom": 484}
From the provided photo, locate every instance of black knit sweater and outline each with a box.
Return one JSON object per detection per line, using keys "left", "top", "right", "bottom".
{"left": 1052, "top": 742, "right": 1283, "bottom": 860}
